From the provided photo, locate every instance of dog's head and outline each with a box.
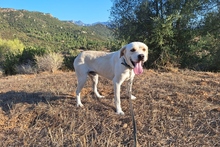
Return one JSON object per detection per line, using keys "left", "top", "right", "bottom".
{"left": 120, "top": 42, "right": 148, "bottom": 74}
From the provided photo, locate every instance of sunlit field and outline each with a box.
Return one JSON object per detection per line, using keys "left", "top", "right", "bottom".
{"left": 0, "top": 70, "right": 219, "bottom": 146}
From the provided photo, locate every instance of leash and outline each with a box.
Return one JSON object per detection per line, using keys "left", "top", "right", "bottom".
{"left": 121, "top": 56, "right": 138, "bottom": 146}
{"left": 128, "top": 70, "right": 138, "bottom": 147}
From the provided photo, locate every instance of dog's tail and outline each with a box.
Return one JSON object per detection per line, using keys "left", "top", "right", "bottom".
{"left": 72, "top": 55, "right": 79, "bottom": 71}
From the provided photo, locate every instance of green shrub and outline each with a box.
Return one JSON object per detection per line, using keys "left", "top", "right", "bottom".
{"left": 19, "top": 47, "right": 47, "bottom": 64}
{"left": 1, "top": 46, "right": 48, "bottom": 75}
{"left": 63, "top": 50, "right": 80, "bottom": 70}
{"left": 184, "top": 34, "right": 220, "bottom": 71}
{"left": 3, "top": 52, "right": 21, "bottom": 75}
{"left": 0, "top": 38, "right": 24, "bottom": 62}
{"left": 0, "top": 38, "right": 25, "bottom": 75}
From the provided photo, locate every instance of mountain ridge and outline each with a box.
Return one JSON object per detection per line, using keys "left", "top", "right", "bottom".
{"left": 0, "top": 8, "right": 113, "bottom": 50}
{"left": 69, "top": 20, "right": 110, "bottom": 26}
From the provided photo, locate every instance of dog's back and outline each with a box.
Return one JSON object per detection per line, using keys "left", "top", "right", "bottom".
{"left": 75, "top": 51, "right": 110, "bottom": 62}
{"left": 74, "top": 51, "right": 117, "bottom": 80}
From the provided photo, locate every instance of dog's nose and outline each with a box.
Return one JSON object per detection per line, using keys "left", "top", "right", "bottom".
{"left": 138, "top": 54, "right": 144, "bottom": 60}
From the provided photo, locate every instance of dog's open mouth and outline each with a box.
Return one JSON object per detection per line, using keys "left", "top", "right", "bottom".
{"left": 130, "top": 59, "right": 136, "bottom": 67}
{"left": 130, "top": 59, "right": 143, "bottom": 75}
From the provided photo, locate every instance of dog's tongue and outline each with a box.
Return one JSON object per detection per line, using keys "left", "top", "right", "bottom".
{"left": 133, "top": 62, "right": 143, "bottom": 75}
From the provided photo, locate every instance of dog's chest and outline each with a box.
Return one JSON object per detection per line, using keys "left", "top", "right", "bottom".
{"left": 123, "top": 69, "right": 134, "bottom": 81}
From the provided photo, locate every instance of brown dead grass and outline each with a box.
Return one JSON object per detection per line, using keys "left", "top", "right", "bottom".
{"left": 0, "top": 70, "right": 220, "bottom": 146}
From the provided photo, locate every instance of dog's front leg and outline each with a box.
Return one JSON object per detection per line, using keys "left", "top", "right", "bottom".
{"left": 127, "top": 75, "right": 136, "bottom": 100}
{"left": 113, "top": 82, "right": 124, "bottom": 115}
{"left": 127, "top": 81, "right": 136, "bottom": 100}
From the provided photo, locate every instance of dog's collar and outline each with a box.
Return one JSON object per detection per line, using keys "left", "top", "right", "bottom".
{"left": 121, "top": 58, "right": 133, "bottom": 69}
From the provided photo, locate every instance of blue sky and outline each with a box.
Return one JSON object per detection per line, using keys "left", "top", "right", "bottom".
{"left": 0, "top": 0, "right": 112, "bottom": 24}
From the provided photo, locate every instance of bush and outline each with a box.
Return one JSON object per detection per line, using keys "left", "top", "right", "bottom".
{"left": 0, "top": 38, "right": 24, "bottom": 62}
{"left": 35, "top": 52, "right": 64, "bottom": 73}
{"left": 183, "top": 34, "right": 220, "bottom": 71}
{"left": 63, "top": 50, "right": 80, "bottom": 70}
{"left": 1, "top": 46, "right": 48, "bottom": 75}
{"left": 19, "top": 47, "right": 47, "bottom": 64}
{"left": 3, "top": 52, "right": 21, "bottom": 75}
{"left": 0, "top": 38, "right": 25, "bottom": 75}
{"left": 15, "top": 61, "right": 36, "bottom": 74}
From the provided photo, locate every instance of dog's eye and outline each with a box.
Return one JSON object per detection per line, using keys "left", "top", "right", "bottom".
{"left": 143, "top": 48, "right": 146, "bottom": 51}
{"left": 130, "top": 48, "right": 136, "bottom": 52}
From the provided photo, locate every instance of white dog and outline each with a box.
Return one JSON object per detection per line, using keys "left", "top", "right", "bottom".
{"left": 73, "top": 42, "right": 148, "bottom": 115}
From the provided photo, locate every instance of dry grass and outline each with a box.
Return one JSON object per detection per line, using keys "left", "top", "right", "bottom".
{"left": 35, "top": 52, "right": 64, "bottom": 73}
{"left": 0, "top": 69, "right": 219, "bottom": 146}
{"left": 15, "top": 63, "right": 36, "bottom": 74}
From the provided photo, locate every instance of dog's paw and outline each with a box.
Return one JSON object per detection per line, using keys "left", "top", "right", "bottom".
{"left": 97, "top": 95, "right": 105, "bottom": 98}
{"left": 76, "top": 103, "right": 84, "bottom": 107}
{"left": 96, "top": 93, "right": 105, "bottom": 98}
{"left": 116, "top": 110, "right": 125, "bottom": 115}
{"left": 131, "top": 95, "right": 136, "bottom": 100}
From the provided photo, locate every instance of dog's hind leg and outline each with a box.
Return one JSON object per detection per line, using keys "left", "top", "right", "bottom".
{"left": 89, "top": 72, "right": 105, "bottom": 98}
{"left": 75, "top": 73, "right": 87, "bottom": 107}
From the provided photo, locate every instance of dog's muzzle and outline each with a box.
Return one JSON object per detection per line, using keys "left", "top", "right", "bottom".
{"left": 130, "top": 54, "right": 145, "bottom": 66}
{"left": 138, "top": 54, "right": 144, "bottom": 61}
{"left": 133, "top": 54, "right": 145, "bottom": 75}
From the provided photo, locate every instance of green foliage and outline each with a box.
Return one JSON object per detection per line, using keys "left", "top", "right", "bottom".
{"left": 0, "top": 8, "right": 114, "bottom": 51}
{"left": 63, "top": 50, "right": 80, "bottom": 71}
{"left": 0, "top": 38, "right": 25, "bottom": 75}
{"left": 0, "top": 8, "right": 119, "bottom": 75}
{"left": 150, "top": 14, "right": 181, "bottom": 67}
{"left": 185, "top": 34, "right": 220, "bottom": 71}
{"left": 109, "top": 40, "right": 127, "bottom": 52}
{"left": 0, "top": 38, "right": 24, "bottom": 52}
{"left": 19, "top": 46, "right": 47, "bottom": 64}
{"left": 3, "top": 52, "right": 21, "bottom": 75}
{"left": 0, "top": 38, "right": 24, "bottom": 62}
{"left": 0, "top": 37, "right": 50, "bottom": 75}
{"left": 88, "top": 24, "right": 113, "bottom": 40}
{"left": 110, "top": 0, "right": 220, "bottom": 71}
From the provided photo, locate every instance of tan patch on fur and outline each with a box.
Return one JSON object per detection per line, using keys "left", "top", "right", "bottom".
{"left": 120, "top": 47, "right": 126, "bottom": 57}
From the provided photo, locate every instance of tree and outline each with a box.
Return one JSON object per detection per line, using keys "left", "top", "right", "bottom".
{"left": 192, "top": 6, "right": 220, "bottom": 71}
{"left": 110, "top": 0, "right": 219, "bottom": 70}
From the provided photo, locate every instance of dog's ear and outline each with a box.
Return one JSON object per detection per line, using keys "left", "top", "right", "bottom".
{"left": 120, "top": 46, "right": 126, "bottom": 58}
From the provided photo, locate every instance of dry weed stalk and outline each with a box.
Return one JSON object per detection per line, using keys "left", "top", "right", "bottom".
{"left": 35, "top": 52, "right": 63, "bottom": 73}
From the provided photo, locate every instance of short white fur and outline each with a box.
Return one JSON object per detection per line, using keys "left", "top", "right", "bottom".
{"left": 73, "top": 42, "right": 148, "bottom": 115}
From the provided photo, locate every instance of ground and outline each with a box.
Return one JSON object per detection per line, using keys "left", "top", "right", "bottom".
{"left": 0, "top": 69, "right": 219, "bottom": 146}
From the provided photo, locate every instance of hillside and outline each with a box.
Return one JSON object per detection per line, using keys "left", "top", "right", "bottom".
{"left": 0, "top": 70, "right": 219, "bottom": 146}
{"left": 0, "top": 8, "right": 113, "bottom": 50}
